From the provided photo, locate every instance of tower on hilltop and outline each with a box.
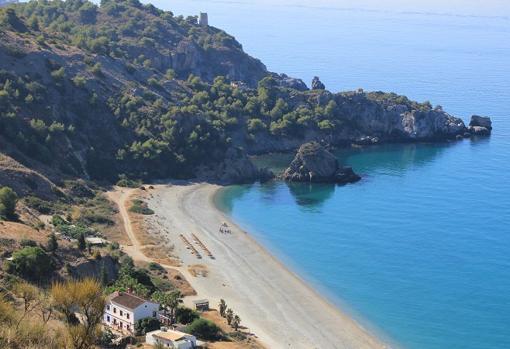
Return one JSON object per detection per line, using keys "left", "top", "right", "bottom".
{"left": 199, "top": 12, "right": 208, "bottom": 27}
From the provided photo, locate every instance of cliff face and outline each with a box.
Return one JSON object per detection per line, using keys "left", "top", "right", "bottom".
{"left": 196, "top": 147, "right": 273, "bottom": 184}
{"left": 339, "top": 92, "right": 466, "bottom": 141}
{"left": 241, "top": 90, "right": 470, "bottom": 155}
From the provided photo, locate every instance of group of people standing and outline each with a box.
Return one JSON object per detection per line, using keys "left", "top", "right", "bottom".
{"left": 219, "top": 222, "right": 231, "bottom": 234}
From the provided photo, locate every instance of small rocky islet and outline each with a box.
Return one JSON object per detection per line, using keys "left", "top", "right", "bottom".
{"left": 282, "top": 141, "right": 360, "bottom": 184}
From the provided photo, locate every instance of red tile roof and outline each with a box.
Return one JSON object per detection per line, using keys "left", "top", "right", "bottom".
{"left": 109, "top": 292, "right": 152, "bottom": 310}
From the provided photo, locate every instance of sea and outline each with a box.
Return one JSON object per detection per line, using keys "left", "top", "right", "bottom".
{"left": 151, "top": 1, "right": 510, "bottom": 348}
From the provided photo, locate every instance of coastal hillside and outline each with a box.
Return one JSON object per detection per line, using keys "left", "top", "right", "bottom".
{"left": 0, "top": 0, "right": 471, "bottom": 187}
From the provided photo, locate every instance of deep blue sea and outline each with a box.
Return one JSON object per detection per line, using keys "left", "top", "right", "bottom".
{"left": 152, "top": 1, "right": 510, "bottom": 348}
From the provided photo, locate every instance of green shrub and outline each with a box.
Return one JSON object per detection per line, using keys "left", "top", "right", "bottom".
{"left": 51, "top": 215, "right": 67, "bottom": 227}
{"left": 247, "top": 118, "right": 266, "bottom": 133}
{"left": 90, "top": 63, "right": 102, "bottom": 76}
{"left": 147, "top": 78, "right": 160, "bottom": 88}
{"left": 185, "top": 318, "right": 222, "bottom": 340}
{"left": 134, "top": 317, "right": 160, "bottom": 335}
{"left": 50, "top": 67, "right": 65, "bottom": 81}
{"left": 148, "top": 262, "right": 165, "bottom": 272}
{"left": 72, "top": 75, "right": 88, "bottom": 88}
{"left": 175, "top": 307, "right": 199, "bottom": 324}
{"left": 47, "top": 233, "right": 58, "bottom": 252}
{"left": 8, "top": 246, "right": 54, "bottom": 280}
{"left": 20, "top": 239, "right": 37, "bottom": 247}
{"left": 78, "top": 209, "right": 114, "bottom": 225}
{"left": 0, "top": 186, "right": 17, "bottom": 220}
{"left": 116, "top": 175, "right": 141, "bottom": 188}
{"left": 129, "top": 199, "right": 154, "bottom": 215}
{"left": 55, "top": 222, "right": 94, "bottom": 239}
{"left": 49, "top": 121, "right": 65, "bottom": 133}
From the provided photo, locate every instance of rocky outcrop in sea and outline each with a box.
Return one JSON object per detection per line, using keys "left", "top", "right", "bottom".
{"left": 282, "top": 142, "right": 360, "bottom": 184}
{"left": 469, "top": 115, "right": 492, "bottom": 136}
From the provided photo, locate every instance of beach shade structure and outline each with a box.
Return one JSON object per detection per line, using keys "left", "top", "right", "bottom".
{"left": 192, "top": 299, "right": 210, "bottom": 312}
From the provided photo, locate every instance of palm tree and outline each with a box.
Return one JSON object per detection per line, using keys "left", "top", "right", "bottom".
{"left": 219, "top": 299, "right": 227, "bottom": 317}
{"left": 152, "top": 290, "right": 182, "bottom": 324}
{"left": 232, "top": 315, "right": 241, "bottom": 331}
{"left": 226, "top": 308, "right": 234, "bottom": 325}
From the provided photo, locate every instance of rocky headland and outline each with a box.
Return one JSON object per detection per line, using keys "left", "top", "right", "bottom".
{"left": 0, "top": 0, "right": 494, "bottom": 189}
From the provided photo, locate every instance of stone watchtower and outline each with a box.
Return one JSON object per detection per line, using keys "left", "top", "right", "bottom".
{"left": 199, "top": 12, "right": 208, "bottom": 27}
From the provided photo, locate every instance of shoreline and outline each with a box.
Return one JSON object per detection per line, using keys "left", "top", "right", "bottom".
{"left": 145, "top": 182, "right": 389, "bottom": 349}
{"left": 212, "top": 185, "right": 397, "bottom": 347}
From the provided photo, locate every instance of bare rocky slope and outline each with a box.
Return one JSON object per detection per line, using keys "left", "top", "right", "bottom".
{"left": 0, "top": 0, "right": 490, "bottom": 192}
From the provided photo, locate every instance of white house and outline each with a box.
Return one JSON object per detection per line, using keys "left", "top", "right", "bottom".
{"left": 104, "top": 291, "right": 160, "bottom": 334}
{"left": 146, "top": 329, "right": 197, "bottom": 349}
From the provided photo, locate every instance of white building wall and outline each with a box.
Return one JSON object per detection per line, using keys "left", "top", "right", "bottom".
{"left": 133, "top": 302, "right": 159, "bottom": 321}
{"left": 145, "top": 331, "right": 196, "bottom": 349}
{"left": 104, "top": 300, "right": 158, "bottom": 333}
{"left": 104, "top": 303, "right": 135, "bottom": 332}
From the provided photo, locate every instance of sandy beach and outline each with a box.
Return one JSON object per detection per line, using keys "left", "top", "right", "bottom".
{"left": 137, "top": 182, "right": 388, "bottom": 349}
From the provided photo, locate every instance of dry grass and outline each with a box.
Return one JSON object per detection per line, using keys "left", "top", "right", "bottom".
{"left": 128, "top": 206, "right": 158, "bottom": 245}
{"left": 201, "top": 311, "right": 265, "bottom": 349}
{"left": 0, "top": 221, "right": 47, "bottom": 244}
{"left": 126, "top": 190, "right": 182, "bottom": 264}
{"left": 166, "top": 269, "right": 196, "bottom": 296}
{"left": 188, "top": 264, "right": 209, "bottom": 278}
{"left": 99, "top": 198, "right": 131, "bottom": 245}
{"left": 208, "top": 342, "right": 264, "bottom": 349}
{"left": 140, "top": 245, "right": 180, "bottom": 266}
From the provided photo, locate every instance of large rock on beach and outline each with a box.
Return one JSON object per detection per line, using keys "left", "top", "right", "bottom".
{"left": 282, "top": 142, "right": 360, "bottom": 184}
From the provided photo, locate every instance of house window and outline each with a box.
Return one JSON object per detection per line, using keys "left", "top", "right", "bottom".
{"left": 152, "top": 311, "right": 157, "bottom": 317}
{"left": 113, "top": 319, "right": 117, "bottom": 325}
{"left": 106, "top": 316, "right": 110, "bottom": 322}
{"left": 120, "top": 310, "right": 123, "bottom": 316}
{"left": 126, "top": 313, "right": 130, "bottom": 319}
{"left": 113, "top": 307, "right": 117, "bottom": 314}
{"left": 106, "top": 305, "right": 110, "bottom": 311}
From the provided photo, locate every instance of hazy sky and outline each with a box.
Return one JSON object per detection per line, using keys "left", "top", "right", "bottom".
{"left": 82, "top": 0, "right": 510, "bottom": 18}
{"left": 146, "top": 0, "right": 510, "bottom": 18}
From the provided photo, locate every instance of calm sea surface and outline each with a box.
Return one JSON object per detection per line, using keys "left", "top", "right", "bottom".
{"left": 152, "top": 1, "right": 510, "bottom": 348}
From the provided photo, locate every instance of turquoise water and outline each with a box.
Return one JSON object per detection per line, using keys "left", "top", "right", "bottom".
{"left": 155, "top": 1, "right": 510, "bottom": 348}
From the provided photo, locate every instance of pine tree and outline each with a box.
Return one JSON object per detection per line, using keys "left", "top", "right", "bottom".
{"left": 77, "top": 233, "right": 86, "bottom": 251}
{"left": 47, "top": 233, "right": 58, "bottom": 252}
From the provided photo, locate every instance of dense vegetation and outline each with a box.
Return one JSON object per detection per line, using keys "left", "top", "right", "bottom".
{"left": 0, "top": 0, "right": 442, "bottom": 184}
{"left": 0, "top": 186, "right": 17, "bottom": 219}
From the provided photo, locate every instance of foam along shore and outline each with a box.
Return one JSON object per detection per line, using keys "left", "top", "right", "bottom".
{"left": 146, "top": 182, "right": 388, "bottom": 349}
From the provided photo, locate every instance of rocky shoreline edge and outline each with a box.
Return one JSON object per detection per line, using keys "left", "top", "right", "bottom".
{"left": 198, "top": 115, "right": 492, "bottom": 185}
